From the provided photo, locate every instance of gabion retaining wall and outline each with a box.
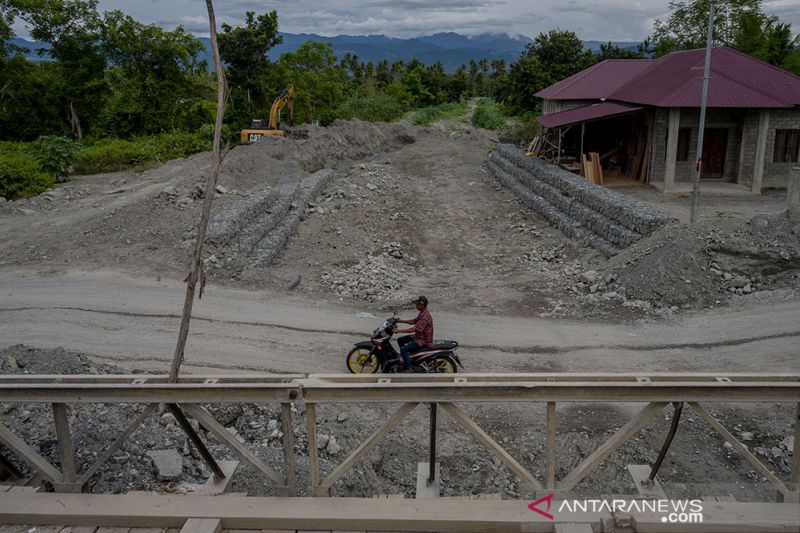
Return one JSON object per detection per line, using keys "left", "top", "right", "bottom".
{"left": 206, "top": 169, "right": 336, "bottom": 265}
{"left": 488, "top": 144, "right": 671, "bottom": 256}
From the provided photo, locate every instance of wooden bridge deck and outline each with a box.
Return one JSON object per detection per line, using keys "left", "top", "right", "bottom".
{"left": 1, "top": 491, "right": 799, "bottom": 533}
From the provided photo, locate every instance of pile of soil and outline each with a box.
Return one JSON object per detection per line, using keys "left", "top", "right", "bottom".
{"left": 1, "top": 118, "right": 798, "bottom": 321}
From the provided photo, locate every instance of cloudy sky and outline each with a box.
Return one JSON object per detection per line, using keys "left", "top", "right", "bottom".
{"left": 14, "top": 0, "right": 800, "bottom": 42}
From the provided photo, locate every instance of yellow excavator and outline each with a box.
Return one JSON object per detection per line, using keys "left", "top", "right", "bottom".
{"left": 240, "top": 84, "right": 295, "bottom": 144}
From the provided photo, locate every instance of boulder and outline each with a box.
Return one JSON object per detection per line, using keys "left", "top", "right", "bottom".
{"left": 146, "top": 449, "right": 183, "bottom": 481}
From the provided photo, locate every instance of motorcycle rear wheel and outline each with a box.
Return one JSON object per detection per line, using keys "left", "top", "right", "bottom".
{"left": 346, "top": 347, "right": 379, "bottom": 374}
{"left": 427, "top": 356, "right": 458, "bottom": 373}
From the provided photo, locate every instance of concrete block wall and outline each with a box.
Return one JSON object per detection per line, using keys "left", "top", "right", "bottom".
{"left": 489, "top": 144, "right": 671, "bottom": 256}
{"left": 652, "top": 108, "right": 746, "bottom": 183}
{"left": 737, "top": 111, "right": 761, "bottom": 188}
{"left": 651, "top": 109, "right": 670, "bottom": 182}
{"left": 763, "top": 108, "right": 800, "bottom": 189}
{"left": 652, "top": 107, "right": 799, "bottom": 189}
{"left": 674, "top": 109, "right": 744, "bottom": 182}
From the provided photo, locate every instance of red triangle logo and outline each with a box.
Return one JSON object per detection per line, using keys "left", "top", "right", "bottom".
{"left": 528, "top": 493, "right": 555, "bottom": 520}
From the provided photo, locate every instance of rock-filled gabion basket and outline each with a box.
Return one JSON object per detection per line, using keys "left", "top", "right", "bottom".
{"left": 488, "top": 144, "right": 671, "bottom": 256}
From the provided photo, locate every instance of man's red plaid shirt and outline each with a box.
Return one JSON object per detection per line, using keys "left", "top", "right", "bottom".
{"left": 411, "top": 309, "right": 433, "bottom": 346}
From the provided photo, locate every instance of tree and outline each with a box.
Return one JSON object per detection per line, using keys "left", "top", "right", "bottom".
{"left": 650, "top": 0, "right": 800, "bottom": 73}
{"left": 490, "top": 59, "right": 506, "bottom": 78}
{"left": 0, "top": 1, "right": 18, "bottom": 57}
{"left": 505, "top": 49, "right": 548, "bottom": 113}
{"left": 503, "top": 29, "right": 594, "bottom": 113}
{"left": 100, "top": 10, "right": 209, "bottom": 136}
{"left": 733, "top": 15, "right": 799, "bottom": 71}
{"left": 12, "top": 0, "right": 105, "bottom": 139}
{"left": 529, "top": 29, "right": 596, "bottom": 86}
{"left": 651, "top": 0, "right": 764, "bottom": 54}
{"left": 218, "top": 10, "right": 281, "bottom": 120}
{"left": 403, "top": 65, "right": 435, "bottom": 107}
{"left": 0, "top": 58, "right": 67, "bottom": 139}
{"left": 597, "top": 42, "right": 645, "bottom": 60}
{"left": 272, "top": 41, "right": 344, "bottom": 123}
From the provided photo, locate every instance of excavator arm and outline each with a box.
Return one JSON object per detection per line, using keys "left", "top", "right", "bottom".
{"left": 269, "top": 84, "right": 295, "bottom": 130}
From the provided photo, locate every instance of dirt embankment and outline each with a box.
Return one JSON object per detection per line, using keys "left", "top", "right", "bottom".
{"left": 1, "top": 345, "right": 794, "bottom": 500}
{"left": 0, "top": 119, "right": 798, "bottom": 321}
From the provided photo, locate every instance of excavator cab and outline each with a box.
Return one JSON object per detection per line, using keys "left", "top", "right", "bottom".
{"left": 240, "top": 84, "right": 295, "bottom": 144}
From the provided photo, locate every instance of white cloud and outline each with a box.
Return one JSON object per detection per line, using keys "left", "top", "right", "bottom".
{"left": 12, "top": 0, "right": 800, "bottom": 42}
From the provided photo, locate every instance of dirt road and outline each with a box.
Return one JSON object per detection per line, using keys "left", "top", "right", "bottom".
{"left": 2, "top": 271, "right": 798, "bottom": 375}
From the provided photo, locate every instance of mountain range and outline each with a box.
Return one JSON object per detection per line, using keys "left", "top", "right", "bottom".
{"left": 9, "top": 32, "right": 641, "bottom": 72}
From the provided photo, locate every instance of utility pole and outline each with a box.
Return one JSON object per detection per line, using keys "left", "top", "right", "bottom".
{"left": 690, "top": 0, "right": 715, "bottom": 224}
{"left": 168, "top": 0, "right": 227, "bottom": 382}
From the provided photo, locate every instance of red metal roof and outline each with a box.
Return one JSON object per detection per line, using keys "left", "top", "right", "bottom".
{"left": 538, "top": 102, "right": 643, "bottom": 128}
{"left": 538, "top": 46, "right": 800, "bottom": 109}
{"left": 535, "top": 59, "right": 654, "bottom": 100}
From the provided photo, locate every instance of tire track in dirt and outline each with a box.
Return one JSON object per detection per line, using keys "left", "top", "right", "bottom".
{"left": 3, "top": 305, "right": 799, "bottom": 355}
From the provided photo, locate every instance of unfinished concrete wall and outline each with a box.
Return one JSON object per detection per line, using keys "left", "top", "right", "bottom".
{"left": 737, "top": 111, "right": 761, "bottom": 188}
{"left": 652, "top": 108, "right": 746, "bottom": 184}
{"left": 652, "top": 107, "right": 800, "bottom": 189}
{"left": 488, "top": 144, "right": 671, "bottom": 256}
{"left": 763, "top": 108, "right": 800, "bottom": 189}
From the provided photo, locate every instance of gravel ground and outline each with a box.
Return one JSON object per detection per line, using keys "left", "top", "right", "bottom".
{"left": 1, "top": 345, "right": 794, "bottom": 501}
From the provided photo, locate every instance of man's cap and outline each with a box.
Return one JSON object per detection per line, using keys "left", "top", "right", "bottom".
{"left": 412, "top": 295, "right": 428, "bottom": 306}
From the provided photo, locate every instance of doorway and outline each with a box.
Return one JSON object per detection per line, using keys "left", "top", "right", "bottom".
{"left": 702, "top": 128, "right": 728, "bottom": 178}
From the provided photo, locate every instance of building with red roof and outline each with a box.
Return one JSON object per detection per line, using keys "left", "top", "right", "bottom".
{"left": 534, "top": 46, "right": 800, "bottom": 192}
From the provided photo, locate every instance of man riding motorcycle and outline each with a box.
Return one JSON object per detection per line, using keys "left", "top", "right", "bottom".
{"left": 393, "top": 295, "right": 433, "bottom": 372}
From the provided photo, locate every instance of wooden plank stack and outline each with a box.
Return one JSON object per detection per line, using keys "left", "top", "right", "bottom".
{"left": 582, "top": 152, "right": 604, "bottom": 185}
{"left": 625, "top": 139, "right": 652, "bottom": 182}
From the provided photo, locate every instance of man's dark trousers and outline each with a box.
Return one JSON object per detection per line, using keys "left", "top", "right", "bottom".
{"left": 397, "top": 335, "right": 421, "bottom": 370}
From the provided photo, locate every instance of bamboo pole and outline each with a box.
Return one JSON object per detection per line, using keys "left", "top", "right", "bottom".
{"left": 169, "top": 0, "right": 227, "bottom": 382}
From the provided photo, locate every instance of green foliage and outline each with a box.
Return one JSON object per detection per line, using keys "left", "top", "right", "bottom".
{"left": 13, "top": 0, "right": 106, "bottom": 139}
{"left": 505, "top": 49, "right": 548, "bottom": 113}
{"left": 219, "top": 11, "right": 282, "bottom": 124}
{"left": 335, "top": 94, "right": 405, "bottom": 122}
{"left": 500, "top": 110, "right": 541, "bottom": 147}
{"left": 98, "top": 10, "right": 209, "bottom": 137}
{"left": 0, "top": 1, "right": 18, "bottom": 57}
{"left": 471, "top": 98, "right": 506, "bottom": 130}
{"left": 0, "top": 142, "right": 54, "bottom": 199}
{"left": 504, "top": 29, "right": 596, "bottom": 113}
{"left": 403, "top": 65, "right": 436, "bottom": 107}
{"left": 272, "top": 41, "right": 345, "bottom": 124}
{"left": 0, "top": 58, "right": 68, "bottom": 140}
{"left": 596, "top": 42, "right": 645, "bottom": 60}
{"left": 531, "top": 30, "right": 596, "bottom": 86}
{"left": 74, "top": 132, "right": 210, "bottom": 174}
{"left": 407, "top": 102, "right": 468, "bottom": 126}
{"left": 648, "top": 0, "right": 800, "bottom": 70}
{"left": 29, "top": 135, "right": 79, "bottom": 181}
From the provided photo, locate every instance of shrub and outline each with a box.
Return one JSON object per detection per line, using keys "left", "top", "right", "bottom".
{"left": 408, "top": 102, "right": 468, "bottom": 126}
{"left": 29, "top": 136, "right": 80, "bottom": 182}
{"left": 499, "top": 111, "right": 541, "bottom": 147}
{"left": 335, "top": 94, "right": 405, "bottom": 122}
{"left": 471, "top": 98, "right": 506, "bottom": 131}
{"left": 74, "top": 132, "right": 211, "bottom": 174}
{"left": 0, "top": 143, "right": 54, "bottom": 199}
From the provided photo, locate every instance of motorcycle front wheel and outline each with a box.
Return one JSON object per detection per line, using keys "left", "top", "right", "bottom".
{"left": 346, "top": 347, "right": 380, "bottom": 374}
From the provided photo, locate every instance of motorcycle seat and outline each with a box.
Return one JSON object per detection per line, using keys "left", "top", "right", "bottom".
{"left": 430, "top": 340, "right": 458, "bottom": 350}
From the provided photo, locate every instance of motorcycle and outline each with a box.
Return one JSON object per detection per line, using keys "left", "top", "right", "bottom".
{"left": 346, "top": 311, "right": 464, "bottom": 374}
